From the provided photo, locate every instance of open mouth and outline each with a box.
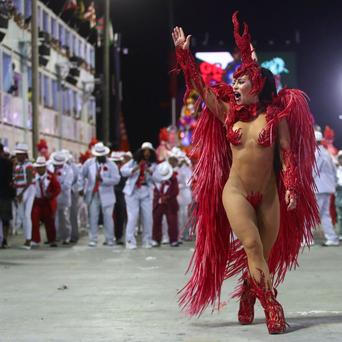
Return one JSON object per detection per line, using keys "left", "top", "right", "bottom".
{"left": 234, "top": 92, "right": 241, "bottom": 101}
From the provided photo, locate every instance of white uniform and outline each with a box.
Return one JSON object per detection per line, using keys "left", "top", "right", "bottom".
{"left": 314, "top": 145, "right": 339, "bottom": 243}
{"left": 177, "top": 164, "right": 192, "bottom": 239}
{"left": 69, "top": 162, "right": 81, "bottom": 242}
{"left": 81, "top": 158, "right": 120, "bottom": 244}
{"left": 337, "top": 165, "right": 342, "bottom": 187}
{"left": 121, "top": 160, "right": 156, "bottom": 247}
{"left": 52, "top": 163, "right": 74, "bottom": 242}
{"left": 77, "top": 163, "right": 89, "bottom": 229}
{"left": 14, "top": 160, "right": 36, "bottom": 240}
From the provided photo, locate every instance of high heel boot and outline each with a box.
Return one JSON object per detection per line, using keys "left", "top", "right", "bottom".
{"left": 238, "top": 274, "right": 256, "bottom": 325}
{"left": 250, "top": 273, "right": 287, "bottom": 334}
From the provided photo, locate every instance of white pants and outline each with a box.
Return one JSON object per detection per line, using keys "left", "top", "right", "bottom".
{"left": 11, "top": 201, "right": 18, "bottom": 234}
{"left": 16, "top": 189, "right": 35, "bottom": 240}
{"left": 125, "top": 187, "right": 152, "bottom": 246}
{"left": 178, "top": 204, "right": 189, "bottom": 239}
{"left": 162, "top": 216, "right": 169, "bottom": 243}
{"left": 70, "top": 191, "right": 79, "bottom": 241}
{"left": 316, "top": 193, "right": 339, "bottom": 243}
{"left": 89, "top": 193, "right": 114, "bottom": 243}
{"left": 79, "top": 197, "right": 88, "bottom": 229}
{"left": 56, "top": 206, "right": 71, "bottom": 242}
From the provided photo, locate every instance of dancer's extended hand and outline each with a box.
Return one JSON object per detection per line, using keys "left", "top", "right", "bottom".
{"left": 285, "top": 190, "right": 297, "bottom": 211}
{"left": 172, "top": 26, "right": 191, "bottom": 50}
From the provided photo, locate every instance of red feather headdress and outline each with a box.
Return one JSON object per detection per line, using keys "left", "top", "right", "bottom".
{"left": 88, "top": 137, "right": 98, "bottom": 150}
{"left": 36, "top": 138, "right": 48, "bottom": 152}
{"left": 323, "top": 125, "right": 335, "bottom": 141}
{"left": 232, "top": 11, "right": 265, "bottom": 95}
{"left": 159, "top": 127, "right": 169, "bottom": 143}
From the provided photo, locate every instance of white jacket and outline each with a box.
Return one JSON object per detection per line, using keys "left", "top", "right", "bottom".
{"left": 121, "top": 160, "right": 156, "bottom": 196}
{"left": 69, "top": 162, "right": 81, "bottom": 193}
{"left": 81, "top": 158, "right": 120, "bottom": 207}
{"left": 51, "top": 163, "right": 73, "bottom": 207}
{"left": 177, "top": 164, "right": 192, "bottom": 206}
{"left": 314, "top": 146, "right": 337, "bottom": 194}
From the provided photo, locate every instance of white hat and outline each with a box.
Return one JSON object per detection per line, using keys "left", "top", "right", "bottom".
{"left": 167, "top": 152, "right": 178, "bottom": 159}
{"left": 50, "top": 151, "right": 67, "bottom": 166}
{"left": 91, "top": 142, "right": 110, "bottom": 156}
{"left": 315, "top": 131, "right": 323, "bottom": 142}
{"left": 3, "top": 146, "right": 10, "bottom": 155}
{"left": 124, "top": 151, "right": 133, "bottom": 158}
{"left": 155, "top": 161, "right": 173, "bottom": 181}
{"left": 110, "top": 151, "right": 124, "bottom": 162}
{"left": 171, "top": 146, "right": 181, "bottom": 155}
{"left": 170, "top": 147, "right": 185, "bottom": 159}
{"left": 33, "top": 156, "right": 47, "bottom": 168}
{"left": 141, "top": 142, "right": 155, "bottom": 151}
{"left": 337, "top": 150, "right": 342, "bottom": 158}
{"left": 61, "top": 149, "right": 73, "bottom": 161}
{"left": 14, "top": 143, "right": 29, "bottom": 154}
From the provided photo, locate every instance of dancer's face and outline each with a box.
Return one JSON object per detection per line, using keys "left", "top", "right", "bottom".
{"left": 233, "top": 75, "right": 259, "bottom": 105}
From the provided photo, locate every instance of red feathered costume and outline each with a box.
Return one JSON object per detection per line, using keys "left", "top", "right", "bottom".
{"left": 174, "top": 12, "right": 319, "bottom": 330}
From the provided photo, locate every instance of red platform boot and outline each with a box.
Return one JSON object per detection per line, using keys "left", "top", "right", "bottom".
{"left": 250, "top": 273, "right": 287, "bottom": 334}
{"left": 237, "top": 274, "right": 256, "bottom": 325}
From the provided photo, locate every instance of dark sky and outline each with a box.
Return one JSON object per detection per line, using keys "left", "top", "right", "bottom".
{"left": 46, "top": 0, "right": 342, "bottom": 150}
{"left": 110, "top": 0, "right": 342, "bottom": 150}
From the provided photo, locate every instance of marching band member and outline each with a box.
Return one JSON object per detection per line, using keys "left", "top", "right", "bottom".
{"left": 62, "top": 149, "right": 80, "bottom": 243}
{"left": 31, "top": 157, "right": 61, "bottom": 247}
{"left": 13, "top": 143, "right": 35, "bottom": 249}
{"left": 50, "top": 152, "right": 73, "bottom": 245}
{"left": 314, "top": 131, "right": 339, "bottom": 246}
{"left": 81, "top": 142, "right": 120, "bottom": 247}
{"left": 152, "top": 161, "right": 180, "bottom": 247}
{"left": 175, "top": 151, "right": 192, "bottom": 240}
{"left": 110, "top": 151, "right": 127, "bottom": 245}
{"left": 121, "top": 142, "right": 157, "bottom": 249}
{"left": 0, "top": 143, "right": 15, "bottom": 249}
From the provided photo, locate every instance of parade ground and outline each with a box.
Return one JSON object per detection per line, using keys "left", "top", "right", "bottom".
{"left": 1, "top": 232, "right": 341, "bottom": 342}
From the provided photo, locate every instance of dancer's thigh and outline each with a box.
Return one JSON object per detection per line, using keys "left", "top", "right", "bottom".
{"left": 222, "top": 190, "right": 261, "bottom": 250}
{"left": 257, "top": 190, "right": 280, "bottom": 260}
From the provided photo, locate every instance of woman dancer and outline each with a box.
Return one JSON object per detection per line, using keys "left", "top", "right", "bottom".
{"left": 172, "top": 12, "right": 319, "bottom": 334}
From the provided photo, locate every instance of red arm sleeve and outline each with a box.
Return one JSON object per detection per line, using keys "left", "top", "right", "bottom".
{"left": 175, "top": 47, "right": 230, "bottom": 123}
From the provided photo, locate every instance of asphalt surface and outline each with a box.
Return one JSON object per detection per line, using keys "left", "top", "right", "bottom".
{"left": 0, "top": 230, "right": 341, "bottom": 342}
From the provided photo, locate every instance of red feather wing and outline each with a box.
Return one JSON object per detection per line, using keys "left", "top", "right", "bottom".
{"left": 268, "top": 89, "right": 320, "bottom": 286}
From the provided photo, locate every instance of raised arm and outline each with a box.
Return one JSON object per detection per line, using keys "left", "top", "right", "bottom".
{"left": 172, "top": 27, "right": 229, "bottom": 123}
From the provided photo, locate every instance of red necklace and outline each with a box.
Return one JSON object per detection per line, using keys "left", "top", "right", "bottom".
{"left": 234, "top": 102, "right": 263, "bottom": 122}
